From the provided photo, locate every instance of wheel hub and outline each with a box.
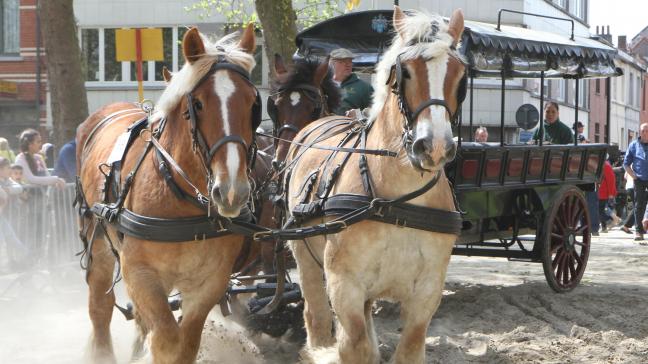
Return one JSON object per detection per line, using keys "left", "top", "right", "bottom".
{"left": 564, "top": 231, "right": 575, "bottom": 252}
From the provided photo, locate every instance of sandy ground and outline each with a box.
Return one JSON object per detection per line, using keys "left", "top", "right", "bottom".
{"left": 1, "top": 228, "right": 647, "bottom": 363}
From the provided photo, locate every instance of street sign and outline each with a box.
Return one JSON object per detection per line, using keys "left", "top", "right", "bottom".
{"left": 115, "top": 28, "right": 164, "bottom": 102}
{"left": 0, "top": 80, "right": 18, "bottom": 98}
{"left": 115, "top": 28, "right": 163, "bottom": 62}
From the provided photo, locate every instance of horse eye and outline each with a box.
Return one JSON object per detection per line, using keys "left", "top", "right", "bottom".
{"left": 401, "top": 68, "right": 411, "bottom": 79}
{"left": 194, "top": 100, "right": 203, "bottom": 111}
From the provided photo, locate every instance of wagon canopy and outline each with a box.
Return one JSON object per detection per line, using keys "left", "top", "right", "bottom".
{"left": 295, "top": 10, "right": 621, "bottom": 78}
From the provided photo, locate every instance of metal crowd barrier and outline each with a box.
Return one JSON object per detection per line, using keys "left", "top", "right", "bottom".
{"left": 4, "top": 183, "right": 81, "bottom": 267}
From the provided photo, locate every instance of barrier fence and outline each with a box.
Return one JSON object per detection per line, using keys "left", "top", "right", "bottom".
{"left": 3, "top": 183, "right": 81, "bottom": 268}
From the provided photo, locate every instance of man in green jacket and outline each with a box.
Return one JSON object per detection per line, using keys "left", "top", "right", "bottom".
{"left": 330, "top": 48, "right": 373, "bottom": 116}
{"left": 532, "top": 102, "right": 574, "bottom": 144}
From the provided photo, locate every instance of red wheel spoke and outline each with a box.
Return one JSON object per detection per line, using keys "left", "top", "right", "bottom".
{"left": 574, "top": 253, "right": 583, "bottom": 265}
{"left": 568, "top": 254, "right": 577, "bottom": 276}
{"left": 576, "top": 225, "right": 588, "bottom": 234}
{"left": 550, "top": 240, "right": 562, "bottom": 255}
{"left": 554, "top": 251, "right": 566, "bottom": 276}
{"left": 571, "top": 205, "right": 584, "bottom": 229}
{"left": 561, "top": 253, "right": 571, "bottom": 285}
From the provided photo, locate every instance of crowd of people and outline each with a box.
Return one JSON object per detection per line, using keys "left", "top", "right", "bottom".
{"left": 0, "top": 128, "right": 76, "bottom": 271}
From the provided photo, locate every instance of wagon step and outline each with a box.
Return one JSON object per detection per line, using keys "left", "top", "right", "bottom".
{"left": 228, "top": 282, "right": 299, "bottom": 299}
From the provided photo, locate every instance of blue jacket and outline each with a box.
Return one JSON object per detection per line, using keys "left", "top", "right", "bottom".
{"left": 54, "top": 140, "right": 77, "bottom": 183}
{"left": 624, "top": 139, "right": 648, "bottom": 181}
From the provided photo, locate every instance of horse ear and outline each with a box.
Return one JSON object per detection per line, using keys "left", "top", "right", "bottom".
{"left": 274, "top": 53, "right": 288, "bottom": 75}
{"left": 314, "top": 56, "right": 330, "bottom": 86}
{"left": 182, "top": 28, "right": 205, "bottom": 64}
{"left": 238, "top": 23, "right": 256, "bottom": 54}
{"left": 393, "top": 5, "right": 407, "bottom": 39}
{"left": 162, "top": 66, "right": 172, "bottom": 83}
{"left": 447, "top": 9, "right": 465, "bottom": 45}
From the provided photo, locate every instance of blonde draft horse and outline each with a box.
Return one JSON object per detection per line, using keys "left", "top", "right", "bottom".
{"left": 77, "top": 25, "right": 257, "bottom": 364}
{"left": 285, "top": 7, "right": 465, "bottom": 364}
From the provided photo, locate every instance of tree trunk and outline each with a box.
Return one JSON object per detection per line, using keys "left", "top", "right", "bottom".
{"left": 255, "top": 0, "right": 298, "bottom": 74}
{"left": 38, "top": 0, "right": 88, "bottom": 147}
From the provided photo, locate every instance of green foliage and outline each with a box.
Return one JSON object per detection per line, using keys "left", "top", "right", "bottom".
{"left": 186, "top": 0, "right": 346, "bottom": 29}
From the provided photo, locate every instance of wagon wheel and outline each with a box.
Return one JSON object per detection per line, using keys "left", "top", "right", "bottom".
{"left": 541, "top": 186, "right": 591, "bottom": 293}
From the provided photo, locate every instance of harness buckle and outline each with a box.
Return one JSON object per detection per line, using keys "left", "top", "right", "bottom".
{"left": 253, "top": 230, "right": 273, "bottom": 241}
{"left": 325, "top": 220, "right": 347, "bottom": 231}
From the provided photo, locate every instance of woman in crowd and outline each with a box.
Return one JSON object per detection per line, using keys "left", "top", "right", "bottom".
{"left": 0, "top": 137, "right": 16, "bottom": 163}
{"left": 14, "top": 129, "right": 65, "bottom": 188}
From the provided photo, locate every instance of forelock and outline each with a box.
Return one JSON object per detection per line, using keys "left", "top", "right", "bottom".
{"left": 368, "top": 10, "right": 460, "bottom": 122}
{"left": 152, "top": 30, "right": 256, "bottom": 120}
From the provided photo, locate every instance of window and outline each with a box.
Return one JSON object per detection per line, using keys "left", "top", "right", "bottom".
{"left": 643, "top": 79, "right": 646, "bottom": 111}
{"left": 81, "top": 29, "right": 99, "bottom": 81}
{"left": 104, "top": 29, "right": 122, "bottom": 81}
{"left": 578, "top": 80, "right": 587, "bottom": 108}
{"left": 595, "top": 79, "right": 600, "bottom": 94}
{"left": 1, "top": 0, "right": 19, "bottom": 55}
{"left": 550, "top": 80, "right": 565, "bottom": 101}
{"left": 594, "top": 123, "right": 600, "bottom": 143}
{"left": 569, "top": 0, "right": 587, "bottom": 21}
{"left": 553, "top": 0, "right": 567, "bottom": 8}
{"left": 629, "top": 75, "right": 634, "bottom": 106}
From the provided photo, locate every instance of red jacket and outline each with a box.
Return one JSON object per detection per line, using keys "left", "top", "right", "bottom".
{"left": 598, "top": 161, "right": 617, "bottom": 200}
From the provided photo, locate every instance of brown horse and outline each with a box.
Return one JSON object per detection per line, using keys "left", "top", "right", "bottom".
{"left": 77, "top": 25, "right": 258, "bottom": 364}
{"left": 248, "top": 55, "right": 341, "bottom": 278}
{"left": 285, "top": 7, "right": 466, "bottom": 364}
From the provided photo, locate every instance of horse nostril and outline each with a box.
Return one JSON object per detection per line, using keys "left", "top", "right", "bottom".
{"left": 271, "top": 159, "right": 280, "bottom": 171}
{"left": 412, "top": 138, "right": 431, "bottom": 156}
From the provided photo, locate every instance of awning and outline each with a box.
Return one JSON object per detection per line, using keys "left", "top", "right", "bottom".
{"left": 295, "top": 10, "right": 622, "bottom": 78}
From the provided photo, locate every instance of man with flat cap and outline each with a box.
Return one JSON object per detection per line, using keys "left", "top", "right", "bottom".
{"left": 330, "top": 48, "right": 373, "bottom": 117}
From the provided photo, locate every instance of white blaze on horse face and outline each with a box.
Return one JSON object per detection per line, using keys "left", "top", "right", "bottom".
{"left": 290, "top": 91, "right": 301, "bottom": 106}
{"left": 415, "top": 54, "right": 452, "bottom": 142}
{"left": 213, "top": 70, "right": 240, "bottom": 205}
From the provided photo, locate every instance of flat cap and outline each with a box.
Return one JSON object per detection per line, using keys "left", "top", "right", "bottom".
{"left": 330, "top": 48, "right": 355, "bottom": 59}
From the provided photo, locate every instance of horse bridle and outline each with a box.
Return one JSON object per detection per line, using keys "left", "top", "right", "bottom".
{"left": 390, "top": 52, "right": 467, "bottom": 149}
{"left": 267, "top": 84, "right": 326, "bottom": 141}
{"left": 182, "top": 57, "right": 262, "bottom": 173}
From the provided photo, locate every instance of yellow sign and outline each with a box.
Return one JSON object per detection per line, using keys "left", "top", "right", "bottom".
{"left": 0, "top": 80, "right": 18, "bottom": 95}
{"left": 115, "top": 28, "right": 164, "bottom": 62}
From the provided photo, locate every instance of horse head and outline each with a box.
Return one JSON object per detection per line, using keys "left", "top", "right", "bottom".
{"left": 154, "top": 25, "right": 259, "bottom": 217}
{"left": 372, "top": 7, "right": 466, "bottom": 172}
{"left": 267, "top": 55, "right": 341, "bottom": 169}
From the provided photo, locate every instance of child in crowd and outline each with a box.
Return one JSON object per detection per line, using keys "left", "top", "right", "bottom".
{"left": 10, "top": 164, "right": 24, "bottom": 184}
{"left": 0, "top": 157, "right": 28, "bottom": 269}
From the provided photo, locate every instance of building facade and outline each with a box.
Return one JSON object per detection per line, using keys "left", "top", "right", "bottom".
{"left": 0, "top": 0, "right": 46, "bottom": 147}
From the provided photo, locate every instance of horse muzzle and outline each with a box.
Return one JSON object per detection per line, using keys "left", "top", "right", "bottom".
{"left": 408, "top": 135, "right": 456, "bottom": 171}
{"left": 210, "top": 180, "right": 250, "bottom": 217}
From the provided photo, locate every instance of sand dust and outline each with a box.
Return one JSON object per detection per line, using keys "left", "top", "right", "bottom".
{"left": 1, "top": 228, "right": 647, "bottom": 363}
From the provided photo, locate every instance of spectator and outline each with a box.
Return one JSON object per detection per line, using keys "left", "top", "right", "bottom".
{"left": 474, "top": 126, "right": 489, "bottom": 143}
{"left": 623, "top": 122, "right": 648, "bottom": 241}
{"left": 621, "top": 171, "right": 635, "bottom": 234}
{"left": 10, "top": 164, "right": 24, "bottom": 184}
{"left": 0, "top": 137, "right": 16, "bottom": 163}
{"left": 598, "top": 160, "right": 617, "bottom": 233}
{"left": 330, "top": 48, "right": 373, "bottom": 116}
{"left": 532, "top": 102, "right": 574, "bottom": 144}
{"left": 41, "top": 142, "right": 55, "bottom": 169}
{"left": 14, "top": 129, "right": 65, "bottom": 188}
{"left": 53, "top": 140, "right": 76, "bottom": 183}
{"left": 574, "top": 121, "right": 588, "bottom": 143}
{"left": 0, "top": 157, "right": 28, "bottom": 269}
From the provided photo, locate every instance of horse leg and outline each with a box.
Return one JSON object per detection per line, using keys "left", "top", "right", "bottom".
{"left": 131, "top": 309, "right": 149, "bottom": 361}
{"left": 124, "top": 266, "right": 180, "bottom": 364}
{"left": 327, "top": 276, "right": 378, "bottom": 364}
{"left": 85, "top": 237, "right": 117, "bottom": 364}
{"left": 391, "top": 295, "right": 440, "bottom": 364}
{"left": 289, "top": 236, "right": 334, "bottom": 348}
{"left": 174, "top": 274, "right": 230, "bottom": 362}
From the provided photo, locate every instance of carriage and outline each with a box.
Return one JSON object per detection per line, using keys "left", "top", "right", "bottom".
{"left": 294, "top": 9, "right": 621, "bottom": 293}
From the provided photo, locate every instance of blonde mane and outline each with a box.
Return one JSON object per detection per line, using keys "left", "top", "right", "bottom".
{"left": 153, "top": 31, "right": 256, "bottom": 120}
{"left": 368, "top": 10, "right": 457, "bottom": 122}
